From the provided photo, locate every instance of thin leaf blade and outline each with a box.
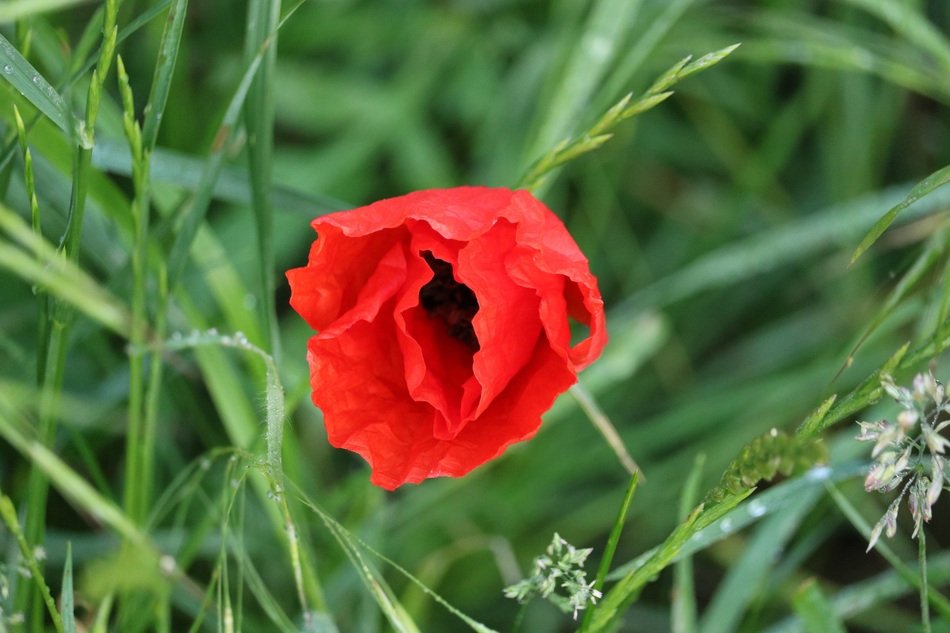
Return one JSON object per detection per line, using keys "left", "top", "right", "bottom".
{"left": 0, "top": 33, "right": 76, "bottom": 143}
{"left": 851, "top": 163, "right": 950, "bottom": 264}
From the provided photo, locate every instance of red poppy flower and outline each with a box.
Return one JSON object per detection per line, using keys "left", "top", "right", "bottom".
{"left": 287, "top": 187, "right": 607, "bottom": 490}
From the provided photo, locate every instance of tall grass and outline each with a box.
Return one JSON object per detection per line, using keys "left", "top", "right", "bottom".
{"left": 1, "top": 1, "right": 949, "bottom": 632}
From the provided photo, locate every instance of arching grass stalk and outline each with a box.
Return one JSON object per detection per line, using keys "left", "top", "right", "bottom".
{"left": 20, "top": 0, "right": 119, "bottom": 625}
{"left": 516, "top": 44, "right": 739, "bottom": 193}
{"left": 294, "top": 488, "right": 498, "bottom": 633}
{"left": 159, "top": 329, "right": 328, "bottom": 624}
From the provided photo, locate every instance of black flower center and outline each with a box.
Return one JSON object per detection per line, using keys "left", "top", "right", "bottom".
{"left": 418, "top": 252, "right": 480, "bottom": 350}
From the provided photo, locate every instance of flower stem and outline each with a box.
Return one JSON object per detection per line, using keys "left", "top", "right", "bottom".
{"left": 920, "top": 529, "right": 931, "bottom": 633}
{"left": 511, "top": 603, "right": 527, "bottom": 633}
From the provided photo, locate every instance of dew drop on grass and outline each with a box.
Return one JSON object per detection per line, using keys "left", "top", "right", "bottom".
{"left": 806, "top": 465, "right": 832, "bottom": 481}
{"left": 159, "top": 555, "right": 176, "bottom": 575}
{"left": 719, "top": 518, "right": 734, "bottom": 533}
{"left": 2, "top": 65, "right": 12, "bottom": 74}
{"left": 748, "top": 500, "right": 767, "bottom": 518}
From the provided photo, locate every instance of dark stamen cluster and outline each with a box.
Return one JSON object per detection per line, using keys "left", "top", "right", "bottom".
{"left": 418, "top": 251, "right": 480, "bottom": 350}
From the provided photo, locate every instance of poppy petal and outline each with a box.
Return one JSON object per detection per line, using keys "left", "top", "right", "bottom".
{"left": 287, "top": 186, "right": 608, "bottom": 489}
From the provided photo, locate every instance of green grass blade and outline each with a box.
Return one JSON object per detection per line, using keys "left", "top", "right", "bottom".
{"left": 0, "top": 34, "right": 78, "bottom": 144}
{"left": 599, "top": 0, "right": 696, "bottom": 107}
{"left": 844, "top": 228, "right": 946, "bottom": 364}
{"left": 525, "top": 0, "right": 644, "bottom": 164}
{"left": 672, "top": 454, "right": 704, "bottom": 633}
{"left": 234, "top": 547, "right": 300, "bottom": 633}
{"left": 742, "top": 10, "right": 949, "bottom": 102}
{"left": 0, "top": 0, "right": 91, "bottom": 22}
{"left": 698, "top": 485, "right": 822, "bottom": 633}
{"left": 109, "top": 0, "right": 183, "bottom": 544}
{"left": 174, "top": 326, "right": 312, "bottom": 626}
{"left": 0, "top": 404, "right": 147, "bottom": 549}
{"left": 90, "top": 139, "right": 348, "bottom": 217}
{"left": 0, "top": 1, "right": 173, "bottom": 173}
{"left": 791, "top": 579, "right": 847, "bottom": 633}
{"left": 764, "top": 553, "right": 950, "bottom": 633}
{"left": 318, "top": 517, "right": 422, "bottom": 633}
{"left": 0, "top": 494, "right": 65, "bottom": 633}
{"left": 62, "top": 542, "right": 75, "bottom": 633}
{"left": 843, "top": 0, "right": 950, "bottom": 73}
{"left": 518, "top": 44, "right": 739, "bottom": 192}
{"left": 590, "top": 486, "right": 753, "bottom": 632}
{"left": 26, "top": 6, "right": 119, "bottom": 612}
{"left": 141, "top": 0, "right": 189, "bottom": 152}
{"left": 160, "top": 325, "right": 329, "bottom": 620}
{"left": 630, "top": 181, "right": 950, "bottom": 310}
{"left": 296, "top": 492, "right": 497, "bottom": 633}
{"left": 589, "top": 506, "right": 703, "bottom": 632}
{"left": 579, "top": 471, "right": 639, "bottom": 632}
{"left": 0, "top": 203, "right": 130, "bottom": 335}
{"left": 851, "top": 163, "right": 950, "bottom": 264}
{"left": 165, "top": 56, "right": 262, "bottom": 288}
{"left": 89, "top": 594, "right": 114, "bottom": 633}
{"left": 166, "top": 0, "right": 308, "bottom": 289}
{"left": 797, "top": 341, "right": 914, "bottom": 439}
{"left": 608, "top": 462, "right": 866, "bottom": 581}
{"left": 243, "top": 0, "right": 281, "bottom": 356}
{"left": 935, "top": 250, "right": 950, "bottom": 351}
{"left": 795, "top": 396, "right": 838, "bottom": 444}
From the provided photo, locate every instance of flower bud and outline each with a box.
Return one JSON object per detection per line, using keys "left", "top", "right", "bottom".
{"left": 894, "top": 445, "right": 913, "bottom": 474}
{"left": 871, "top": 425, "right": 898, "bottom": 458}
{"left": 884, "top": 500, "right": 899, "bottom": 538}
{"left": 897, "top": 409, "right": 918, "bottom": 433}
{"left": 867, "top": 516, "right": 886, "bottom": 552}
{"left": 856, "top": 420, "right": 886, "bottom": 441}
{"left": 929, "top": 457, "right": 945, "bottom": 508}
{"left": 922, "top": 423, "right": 950, "bottom": 455}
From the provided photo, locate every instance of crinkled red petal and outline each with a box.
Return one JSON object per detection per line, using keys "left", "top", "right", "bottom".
{"left": 287, "top": 186, "right": 608, "bottom": 489}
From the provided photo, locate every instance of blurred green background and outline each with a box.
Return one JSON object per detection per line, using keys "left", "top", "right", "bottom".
{"left": 1, "top": 0, "right": 950, "bottom": 631}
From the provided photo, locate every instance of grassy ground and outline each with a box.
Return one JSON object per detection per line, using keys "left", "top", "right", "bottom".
{"left": 1, "top": 1, "right": 949, "bottom": 631}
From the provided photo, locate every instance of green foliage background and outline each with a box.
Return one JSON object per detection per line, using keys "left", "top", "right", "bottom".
{"left": 1, "top": 0, "right": 949, "bottom": 631}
